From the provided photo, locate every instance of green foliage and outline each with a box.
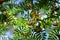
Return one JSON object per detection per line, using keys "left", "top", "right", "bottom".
{"left": 0, "top": 0, "right": 60, "bottom": 40}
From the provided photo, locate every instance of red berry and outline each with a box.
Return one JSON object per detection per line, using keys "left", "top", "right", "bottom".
{"left": 0, "top": 0, "right": 4, "bottom": 4}
{"left": 52, "top": 20, "right": 58, "bottom": 26}
{"left": 34, "top": 28, "right": 42, "bottom": 32}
